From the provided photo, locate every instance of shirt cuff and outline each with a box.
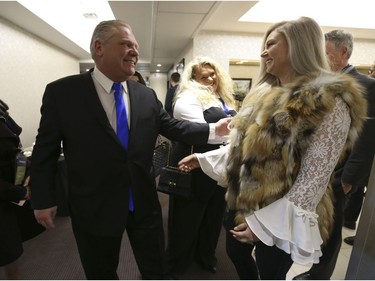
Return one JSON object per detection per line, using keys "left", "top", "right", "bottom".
{"left": 245, "top": 197, "right": 323, "bottom": 265}
{"left": 208, "top": 124, "right": 216, "bottom": 141}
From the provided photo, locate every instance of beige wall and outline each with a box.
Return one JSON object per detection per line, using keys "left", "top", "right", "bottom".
{"left": 2, "top": 17, "right": 374, "bottom": 147}
{"left": 149, "top": 72, "right": 168, "bottom": 105}
{"left": 189, "top": 30, "right": 375, "bottom": 80}
{"left": 0, "top": 17, "right": 79, "bottom": 147}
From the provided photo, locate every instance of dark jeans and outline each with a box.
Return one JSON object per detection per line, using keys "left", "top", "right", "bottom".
{"left": 224, "top": 209, "right": 259, "bottom": 279}
{"left": 225, "top": 208, "right": 294, "bottom": 279}
{"left": 255, "top": 242, "right": 294, "bottom": 279}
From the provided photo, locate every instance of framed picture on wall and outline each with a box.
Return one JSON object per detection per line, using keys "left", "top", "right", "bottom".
{"left": 232, "top": 78, "right": 252, "bottom": 101}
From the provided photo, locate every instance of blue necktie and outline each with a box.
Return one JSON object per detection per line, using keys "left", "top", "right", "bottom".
{"left": 113, "top": 83, "right": 129, "bottom": 150}
{"left": 113, "top": 82, "right": 134, "bottom": 211}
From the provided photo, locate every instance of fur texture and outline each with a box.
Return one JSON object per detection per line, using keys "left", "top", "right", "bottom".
{"left": 225, "top": 72, "right": 367, "bottom": 244}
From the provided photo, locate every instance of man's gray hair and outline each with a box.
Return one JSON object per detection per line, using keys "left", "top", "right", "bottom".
{"left": 325, "top": 30, "right": 354, "bottom": 59}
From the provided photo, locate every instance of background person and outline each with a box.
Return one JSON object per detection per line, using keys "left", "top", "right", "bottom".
{"left": 30, "top": 20, "right": 230, "bottom": 280}
{"left": 164, "top": 72, "right": 181, "bottom": 117}
{"left": 178, "top": 17, "right": 367, "bottom": 280}
{"left": 166, "top": 57, "right": 237, "bottom": 276}
{"left": 343, "top": 63, "right": 375, "bottom": 246}
{"left": 368, "top": 62, "right": 375, "bottom": 78}
{"left": 0, "top": 99, "right": 44, "bottom": 279}
{"left": 293, "top": 30, "right": 375, "bottom": 280}
{"left": 130, "top": 70, "right": 147, "bottom": 86}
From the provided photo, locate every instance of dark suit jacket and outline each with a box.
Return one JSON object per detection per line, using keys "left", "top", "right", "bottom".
{"left": 335, "top": 68, "right": 375, "bottom": 188}
{"left": 164, "top": 85, "right": 178, "bottom": 117}
{"left": 30, "top": 70, "right": 209, "bottom": 236}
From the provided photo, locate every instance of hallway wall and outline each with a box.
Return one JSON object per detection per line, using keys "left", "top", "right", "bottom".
{"left": 188, "top": 30, "right": 375, "bottom": 75}
{"left": 0, "top": 17, "right": 79, "bottom": 148}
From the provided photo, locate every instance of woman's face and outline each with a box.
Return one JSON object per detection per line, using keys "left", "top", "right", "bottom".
{"left": 261, "top": 30, "right": 292, "bottom": 84}
{"left": 194, "top": 64, "right": 218, "bottom": 92}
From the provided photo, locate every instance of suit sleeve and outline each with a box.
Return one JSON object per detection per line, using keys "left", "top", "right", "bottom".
{"left": 158, "top": 99, "right": 210, "bottom": 146}
{"left": 30, "top": 84, "right": 62, "bottom": 209}
{"left": 341, "top": 80, "right": 375, "bottom": 187}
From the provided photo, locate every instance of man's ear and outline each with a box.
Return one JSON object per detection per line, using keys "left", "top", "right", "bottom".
{"left": 94, "top": 40, "right": 104, "bottom": 57}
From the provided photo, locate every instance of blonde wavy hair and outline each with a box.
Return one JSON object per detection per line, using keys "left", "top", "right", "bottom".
{"left": 175, "top": 56, "right": 235, "bottom": 108}
{"left": 247, "top": 16, "right": 331, "bottom": 104}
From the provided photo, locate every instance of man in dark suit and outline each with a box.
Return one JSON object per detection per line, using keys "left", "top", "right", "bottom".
{"left": 164, "top": 72, "right": 180, "bottom": 117}
{"left": 293, "top": 30, "right": 375, "bottom": 280}
{"left": 30, "top": 20, "right": 230, "bottom": 280}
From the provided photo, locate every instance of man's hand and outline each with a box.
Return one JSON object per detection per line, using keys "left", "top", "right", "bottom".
{"left": 178, "top": 154, "right": 200, "bottom": 172}
{"left": 215, "top": 117, "right": 232, "bottom": 136}
{"left": 34, "top": 206, "right": 57, "bottom": 229}
{"left": 342, "top": 182, "right": 352, "bottom": 194}
{"left": 230, "top": 222, "right": 259, "bottom": 244}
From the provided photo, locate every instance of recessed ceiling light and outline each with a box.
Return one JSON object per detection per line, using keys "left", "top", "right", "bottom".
{"left": 18, "top": 0, "right": 115, "bottom": 54}
{"left": 239, "top": 0, "right": 375, "bottom": 29}
{"left": 156, "top": 69, "right": 160, "bottom": 72}
{"left": 83, "top": 13, "right": 98, "bottom": 19}
{"left": 157, "top": 64, "right": 162, "bottom": 67}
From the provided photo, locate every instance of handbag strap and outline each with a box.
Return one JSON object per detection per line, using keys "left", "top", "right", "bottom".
{"left": 166, "top": 144, "right": 193, "bottom": 168}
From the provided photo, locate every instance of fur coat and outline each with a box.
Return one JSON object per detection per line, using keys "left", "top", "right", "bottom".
{"left": 226, "top": 72, "right": 367, "bottom": 243}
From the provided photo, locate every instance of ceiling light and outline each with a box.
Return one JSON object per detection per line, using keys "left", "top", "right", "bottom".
{"left": 156, "top": 69, "right": 160, "bottom": 73}
{"left": 239, "top": 0, "right": 374, "bottom": 30}
{"left": 83, "top": 13, "right": 98, "bottom": 19}
{"left": 157, "top": 64, "right": 162, "bottom": 67}
{"left": 17, "top": 0, "right": 115, "bottom": 53}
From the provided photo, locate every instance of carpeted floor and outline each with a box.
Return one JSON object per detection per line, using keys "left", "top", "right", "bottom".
{"left": 0, "top": 192, "right": 239, "bottom": 280}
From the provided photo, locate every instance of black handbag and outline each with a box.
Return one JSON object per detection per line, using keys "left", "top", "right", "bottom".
{"left": 156, "top": 143, "right": 193, "bottom": 199}
{"left": 152, "top": 136, "right": 170, "bottom": 176}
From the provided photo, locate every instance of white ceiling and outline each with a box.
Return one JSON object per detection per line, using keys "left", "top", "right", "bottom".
{"left": 1, "top": 1, "right": 374, "bottom": 73}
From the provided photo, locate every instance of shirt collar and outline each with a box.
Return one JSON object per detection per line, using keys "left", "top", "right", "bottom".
{"left": 92, "top": 67, "right": 128, "bottom": 94}
{"left": 342, "top": 64, "right": 353, "bottom": 74}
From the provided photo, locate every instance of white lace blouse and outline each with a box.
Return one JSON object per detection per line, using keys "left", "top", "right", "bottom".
{"left": 196, "top": 97, "right": 351, "bottom": 265}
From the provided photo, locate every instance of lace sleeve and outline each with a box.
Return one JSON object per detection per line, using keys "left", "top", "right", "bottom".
{"left": 245, "top": 97, "right": 351, "bottom": 264}
{"left": 286, "top": 97, "right": 350, "bottom": 211}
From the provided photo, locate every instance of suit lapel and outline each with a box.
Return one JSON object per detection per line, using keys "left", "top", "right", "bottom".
{"left": 127, "top": 81, "right": 141, "bottom": 141}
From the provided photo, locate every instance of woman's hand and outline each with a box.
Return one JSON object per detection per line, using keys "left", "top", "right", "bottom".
{"left": 178, "top": 154, "right": 200, "bottom": 172}
{"left": 230, "top": 223, "right": 260, "bottom": 243}
{"left": 342, "top": 182, "right": 352, "bottom": 194}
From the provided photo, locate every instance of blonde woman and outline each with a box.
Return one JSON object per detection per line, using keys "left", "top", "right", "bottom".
{"left": 166, "top": 57, "right": 237, "bottom": 276}
{"left": 178, "top": 17, "right": 367, "bottom": 279}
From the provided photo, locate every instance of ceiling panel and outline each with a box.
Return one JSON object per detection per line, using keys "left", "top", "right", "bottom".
{"left": 110, "top": 1, "right": 155, "bottom": 63}
{"left": 1, "top": 0, "right": 374, "bottom": 75}
{"left": 158, "top": 1, "right": 215, "bottom": 13}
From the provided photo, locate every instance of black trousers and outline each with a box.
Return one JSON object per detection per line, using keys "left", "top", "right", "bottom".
{"left": 344, "top": 185, "right": 366, "bottom": 223}
{"left": 225, "top": 209, "right": 293, "bottom": 280}
{"left": 71, "top": 211, "right": 166, "bottom": 280}
{"left": 255, "top": 242, "right": 294, "bottom": 280}
{"left": 307, "top": 183, "right": 346, "bottom": 279}
{"left": 166, "top": 170, "right": 226, "bottom": 274}
{"left": 224, "top": 209, "right": 258, "bottom": 279}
